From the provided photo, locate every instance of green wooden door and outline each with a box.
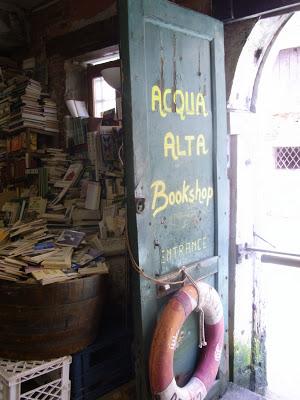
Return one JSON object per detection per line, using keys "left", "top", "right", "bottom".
{"left": 119, "top": 0, "right": 229, "bottom": 398}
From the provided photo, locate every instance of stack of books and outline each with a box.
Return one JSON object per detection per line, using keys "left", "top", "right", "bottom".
{"left": 0, "top": 219, "right": 108, "bottom": 285}
{"left": 41, "top": 95, "right": 59, "bottom": 134}
{"left": 66, "top": 117, "right": 88, "bottom": 146}
{"left": 41, "top": 148, "right": 69, "bottom": 185}
{"left": 0, "top": 139, "right": 6, "bottom": 157}
{"left": 0, "top": 98, "right": 10, "bottom": 131}
{"left": 9, "top": 78, "right": 45, "bottom": 133}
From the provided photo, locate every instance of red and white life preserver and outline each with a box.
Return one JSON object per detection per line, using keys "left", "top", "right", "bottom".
{"left": 149, "top": 281, "right": 224, "bottom": 400}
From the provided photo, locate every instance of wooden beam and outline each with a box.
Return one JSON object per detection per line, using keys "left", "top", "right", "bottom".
{"left": 172, "top": 0, "right": 212, "bottom": 15}
{"left": 213, "top": 0, "right": 233, "bottom": 21}
{"left": 46, "top": 15, "right": 119, "bottom": 57}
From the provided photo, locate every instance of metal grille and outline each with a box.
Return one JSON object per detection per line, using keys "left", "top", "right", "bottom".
{"left": 275, "top": 147, "right": 300, "bottom": 169}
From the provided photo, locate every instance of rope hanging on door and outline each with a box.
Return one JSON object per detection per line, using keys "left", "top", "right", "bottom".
{"left": 125, "top": 224, "right": 186, "bottom": 286}
{"left": 126, "top": 225, "right": 208, "bottom": 348}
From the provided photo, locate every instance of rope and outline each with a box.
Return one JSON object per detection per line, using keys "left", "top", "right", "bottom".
{"left": 125, "top": 225, "right": 185, "bottom": 286}
{"left": 125, "top": 225, "right": 207, "bottom": 347}
{"left": 184, "top": 270, "right": 207, "bottom": 348}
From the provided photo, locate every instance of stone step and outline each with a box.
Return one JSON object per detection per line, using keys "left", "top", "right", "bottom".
{"left": 221, "top": 383, "right": 266, "bottom": 400}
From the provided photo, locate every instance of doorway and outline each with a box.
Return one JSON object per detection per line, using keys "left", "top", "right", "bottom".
{"left": 229, "top": 11, "right": 300, "bottom": 400}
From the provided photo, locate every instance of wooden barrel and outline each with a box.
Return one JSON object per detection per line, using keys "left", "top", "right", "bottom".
{"left": 0, "top": 274, "right": 107, "bottom": 360}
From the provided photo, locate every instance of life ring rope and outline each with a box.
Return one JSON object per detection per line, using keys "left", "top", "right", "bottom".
{"left": 184, "top": 270, "right": 207, "bottom": 349}
{"left": 149, "top": 282, "right": 224, "bottom": 400}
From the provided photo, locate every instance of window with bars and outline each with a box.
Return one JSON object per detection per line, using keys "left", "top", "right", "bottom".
{"left": 275, "top": 147, "right": 300, "bottom": 169}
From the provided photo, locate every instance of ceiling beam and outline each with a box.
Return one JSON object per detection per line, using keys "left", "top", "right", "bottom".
{"left": 213, "top": 0, "right": 300, "bottom": 21}
{"left": 47, "top": 16, "right": 119, "bottom": 57}
{"left": 31, "top": 0, "right": 61, "bottom": 12}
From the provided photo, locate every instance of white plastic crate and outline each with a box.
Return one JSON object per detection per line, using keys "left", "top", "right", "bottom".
{"left": 0, "top": 356, "right": 71, "bottom": 400}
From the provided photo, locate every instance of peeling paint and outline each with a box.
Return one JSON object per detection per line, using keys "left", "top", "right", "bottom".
{"left": 172, "top": 33, "right": 177, "bottom": 113}
{"left": 160, "top": 32, "right": 165, "bottom": 91}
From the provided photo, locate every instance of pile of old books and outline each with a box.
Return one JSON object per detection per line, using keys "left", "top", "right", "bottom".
{"left": 41, "top": 148, "right": 70, "bottom": 186}
{"left": 9, "top": 78, "right": 45, "bottom": 133}
{"left": 0, "top": 123, "right": 126, "bottom": 285}
{"left": 41, "top": 95, "right": 59, "bottom": 134}
{"left": 0, "top": 98, "right": 10, "bottom": 131}
{"left": 0, "top": 70, "right": 61, "bottom": 136}
{"left": 0, "top": 219, "right": 109, "bottom": 285}
{"left": 0, "top": 138, "right": 6, "bottom": 157}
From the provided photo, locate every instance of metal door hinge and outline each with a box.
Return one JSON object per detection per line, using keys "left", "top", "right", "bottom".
{"left": 236, "top": 243, "right": 253, "bottom": 264}
{"left": 236, "top": 243, "right": 300, "bottom": 264}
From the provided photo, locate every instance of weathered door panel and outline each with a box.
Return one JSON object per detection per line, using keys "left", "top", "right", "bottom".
{"left": 119, "top": 0, "right": 229, "bottom": 398}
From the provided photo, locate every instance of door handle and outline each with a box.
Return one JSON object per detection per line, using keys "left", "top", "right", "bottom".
{"left": 261, "top": 254, "right": 300, "bottom": 268}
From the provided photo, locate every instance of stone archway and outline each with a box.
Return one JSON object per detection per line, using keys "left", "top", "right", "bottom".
{"left": 226, "top": 14, "right": 292, "bottom": 110}
{"left": 225, "top": 12, "right": 294, "bottom": 395}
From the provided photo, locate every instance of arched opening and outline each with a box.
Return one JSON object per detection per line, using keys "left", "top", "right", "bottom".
{"left": 228, "top": 12, "right": 300, "bottom": 399}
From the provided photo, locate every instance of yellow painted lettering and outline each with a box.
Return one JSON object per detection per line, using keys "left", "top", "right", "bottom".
{"left": 185, "top": 92, "right": 195, "bottom": 115}
{"left": 176, "top": 136, "right": 187, "bottom": 157}
{"left": 175, "top": 191, "right": 182, "bottom": 204}
{"left": 163, "top": 88, "right": 172, "bottom": 113}
{"left": 195, "top": 180, "right": 203, "bottom": 204}
{"left": 189, "top": 188, "right": 195, "bottom": 203}
{"left": 196, "top": 93, "right": 208, "bottom": 117}
{"left": 196, "top": 134, "right": 209, "bottom": 155}
{"left": 164, "top": 132, "right": 178, "bottom": 160}
{"left": 151, "top": 85, "right": 167, "bottom": 117}
{"left": 151, "top": 180, "right": 214, "bottom": 217}
{"left": 207, "top": 187, "right": 214, "bottom": 206}
{"left": 152, "top": 87, "right": 209, "bottom": 119}
{"left": 185, "top": 135, "right": 195, "bottom": 156}
{"left": 182, "top": 180, "right": 190, "bottom": 203}
{"left": 151, "top": 180, "right": 168, "bottom": 217}
{"left": 173, "top": 90, "right": 185, "bottom": 120}
{"left": 169, "top": 191, "right": 176, "bottom": 205}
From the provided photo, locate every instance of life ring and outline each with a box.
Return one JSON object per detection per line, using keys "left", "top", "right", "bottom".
{"left": 149, "top": 281, "right": 224, "bottom": 400}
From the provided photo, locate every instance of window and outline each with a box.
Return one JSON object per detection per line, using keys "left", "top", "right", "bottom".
{"left": 275, "top": 146, "right": 300, "bottom": 169}
{"left": 93, "top": 77, "right": 116, "bottom": 117}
